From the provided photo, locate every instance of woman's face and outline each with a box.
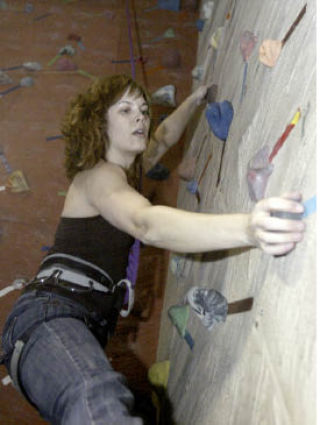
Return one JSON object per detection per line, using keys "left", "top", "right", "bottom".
{"left": 106, "top": 88, "right": 150, "bottom": 156}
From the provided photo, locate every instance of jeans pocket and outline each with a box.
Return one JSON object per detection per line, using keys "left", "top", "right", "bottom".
{"left": 1, "top": 315, "right": 18, "bottom": 362}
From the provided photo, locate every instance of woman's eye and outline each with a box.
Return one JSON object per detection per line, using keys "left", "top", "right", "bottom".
{"left": 142, "top": 109, "right": 149, "bottom": 116}
{"left": 120, "top": 108, "right": 130, "bottom": 114}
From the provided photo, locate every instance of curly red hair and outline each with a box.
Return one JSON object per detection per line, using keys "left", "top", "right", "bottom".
{"left": 61, "top": 74, "right": 151, "bottom": 185}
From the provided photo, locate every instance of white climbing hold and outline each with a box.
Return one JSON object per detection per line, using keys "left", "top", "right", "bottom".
{"left": 151, "top": 85, "right": 176, "bottom": 107}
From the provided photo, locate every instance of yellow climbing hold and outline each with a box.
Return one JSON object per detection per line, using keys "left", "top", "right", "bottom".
{"left": 148, "top": 360, "right": 170, "bottom": 389}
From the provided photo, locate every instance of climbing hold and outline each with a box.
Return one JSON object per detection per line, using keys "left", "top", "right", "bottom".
{"left": 239, "top": 31, "right": 257, "bottom": 103}
{"left": 151, "top": 85, "right": 176, "bottom": 107}
{"left": 191, "top": 65, "right": 204, "bottom": 81}
{"left": 247, "top": 109, "right": 301, "bottom": 201}
{"left": 259, "top": 4, "right": 307, "bottom": 67}
{"left": 1, "top": 62, "right": 42, "bottom": 72}
{"left": 47, "top": 44, "right": 75, "bottom": 67}
{"left": 7, "top": 170, "right": 30, "bottom": 192}
{"left": 168, "top": 304, "right": 194, "bottom": 349}
{"left": 205, "top": 101, "right": 234, "bottom": 141}
{"left": 240, "top": 30, "right": 257, "bottom": 62}
{"left": 247, "top": 146, "right": 274, "bottom": 201}
{"left": 55, "top": 57, "right": 78, "bottom": 71}
{"left": 186, "top": 179, "right": 198, "bottom": 194}
{"left": 24, "top": 3, "right": 34, "bottom": 13}
{"left": 169, "top": 254, "right": 188, "bottom": 279}
{"left": 23, "top": 61, "right": 42, "bottom": 71}
{"left": 146, "top": 163, "right": 170, "bottom": 180}
{"left": 186, "top": 286, "right": 228, "bottom": 330}
{"left": 0, "top": 145, "right": 13, "bottom": 174}
{"left": 168, "top": 304, "right": 190, "bottom": 337}
{"left": 148, "top": 360, "right": 170, "bottom": 388}
{"left": 209, "top": 27, "right": 223, "bottom": 49}
{"left": 67, "top": 33, "right": 86, "bottom": 50}
{"left": 0, "top": 76, "right": 34, "bottom": 97}
{"left": 145, "top": 0, "right": 180, "bottom": 12}
{"left": 187, "top": 154, "right": 212, "bottom": 203}
{"left": 196, "top": 19, "right": 205, "bottom": 32}
{"left": 206, "top": 83, "right": 218, "bottom": 103}
{"left": 201, "top": 1, "right": 214, "bottom": 20}
{"left": 0, "top": 71, "right": 13, "bottom": 85}
{"left": 150, "top": 28, "right": 176, "bottom": 43}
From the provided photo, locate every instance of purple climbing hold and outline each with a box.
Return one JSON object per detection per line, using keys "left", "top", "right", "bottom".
{"left": 247, "top": 145, "right": 274, "bottom": 201}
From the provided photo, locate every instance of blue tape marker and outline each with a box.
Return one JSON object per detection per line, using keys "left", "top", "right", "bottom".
{"left": 41, "top": 245, "right": 52, "bottom": 252}
{"left": 303, "top": 195, "right": 316, "bottom": 218}
{"left": 184, "top": 330, "right": 194, "bottom": 350}
{"left": 46, "top": 135, "right": 63, "bottom": 141}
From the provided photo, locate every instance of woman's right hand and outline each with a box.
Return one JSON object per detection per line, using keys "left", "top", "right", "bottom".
{"left": 247, "top": 192, "right": 306, "bottom": 255}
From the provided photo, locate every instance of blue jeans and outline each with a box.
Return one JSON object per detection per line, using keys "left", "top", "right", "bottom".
{"left": 1, "top": 291, "right": 143, "bottom": 425}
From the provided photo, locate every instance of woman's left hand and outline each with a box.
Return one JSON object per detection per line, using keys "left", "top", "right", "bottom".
{"left": 191, "top": 85, "right": 208, "bottom": 105}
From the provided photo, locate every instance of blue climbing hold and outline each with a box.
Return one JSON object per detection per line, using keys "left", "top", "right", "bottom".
{"left": 146, "top": 163, "right": 170, "bottom": 180}
{"left": 186, "top": 179, "right": 198, "bottom": 194}
{"left": 205, "top": 101, "right": 234, "bottom": 141}
{"left": 196, "top": 19, "right": 205, "bottom": 31}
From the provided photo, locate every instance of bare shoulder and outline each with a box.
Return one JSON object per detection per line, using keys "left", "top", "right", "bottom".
{"left": 78, "top": 161, "right": 151, "bottom": 236}
{"left": 62, "top": 161, "right": 130, "bottom": 217}
{"left": 84, "top": 160, "right": 129, "bottom": 195}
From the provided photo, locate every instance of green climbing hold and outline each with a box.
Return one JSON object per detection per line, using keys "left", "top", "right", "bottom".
{"left": 168, "top": 304, "right": 190, "bottom": 337}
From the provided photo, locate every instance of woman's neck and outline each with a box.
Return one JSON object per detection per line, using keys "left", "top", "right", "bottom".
{"left": 105, "top": 147, "right": 135, "bottom": 170}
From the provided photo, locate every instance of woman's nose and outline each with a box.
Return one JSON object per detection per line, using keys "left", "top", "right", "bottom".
{"left": 135, "top": 112, "right": 144, "bottom": 122}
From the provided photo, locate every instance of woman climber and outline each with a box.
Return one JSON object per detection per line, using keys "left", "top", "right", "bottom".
{"left": 0, "top": 74, "right": 305, "bottom": 425}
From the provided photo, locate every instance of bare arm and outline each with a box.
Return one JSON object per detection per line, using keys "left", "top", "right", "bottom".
{"left": 143, "top": 85, "right": 208, "bottom": 172}
{"left": 86, "top": 165, "right": 305, "bottom": 256}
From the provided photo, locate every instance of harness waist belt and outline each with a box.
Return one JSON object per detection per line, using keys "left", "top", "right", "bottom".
{"left": 39, "top": 253, "right": 114, "bottom": 290}
{"left": 36, "top": 266, "right": 109, "bottom": 293}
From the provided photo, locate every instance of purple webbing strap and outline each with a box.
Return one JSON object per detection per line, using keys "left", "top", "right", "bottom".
{"left": 123, "top": 2, "right": 141, "bottom": 303}
{"left": 125, "top": 0, "right": 136, "bottom": 80}
{"left": 124, "top": 166, "right": 143, "bottom": 303}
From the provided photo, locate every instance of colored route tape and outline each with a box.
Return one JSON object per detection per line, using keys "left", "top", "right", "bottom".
{"left": 303, "top": 195, "right": 316, "bottom": 218}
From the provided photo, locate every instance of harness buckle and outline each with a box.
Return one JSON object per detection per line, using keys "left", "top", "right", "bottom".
{"left": 117, "top": 279, "right": 135, "bottom": 318}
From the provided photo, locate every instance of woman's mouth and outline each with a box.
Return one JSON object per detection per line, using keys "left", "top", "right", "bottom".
{"left": 132, "top": 129, "right": 145, "bottom": 137}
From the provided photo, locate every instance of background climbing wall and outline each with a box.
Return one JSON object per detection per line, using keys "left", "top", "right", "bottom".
{"left": 0, "top": 1, "right": 201, "bottom": 423}
{"left": 157, "top": 0, "right": 316, "bottom": 424}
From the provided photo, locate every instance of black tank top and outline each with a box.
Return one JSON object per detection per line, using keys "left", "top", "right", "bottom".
{"left": 47, "top": 215, "right": 134, "bottom": 283}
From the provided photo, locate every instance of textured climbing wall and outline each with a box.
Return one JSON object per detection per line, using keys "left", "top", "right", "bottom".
{"left": 157, "top": 1, "right": 316, "bottom": 424}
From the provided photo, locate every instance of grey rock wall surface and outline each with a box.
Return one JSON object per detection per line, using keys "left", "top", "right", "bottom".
{"left": 157, "top": 1, "right": 316, "bottom": 424}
